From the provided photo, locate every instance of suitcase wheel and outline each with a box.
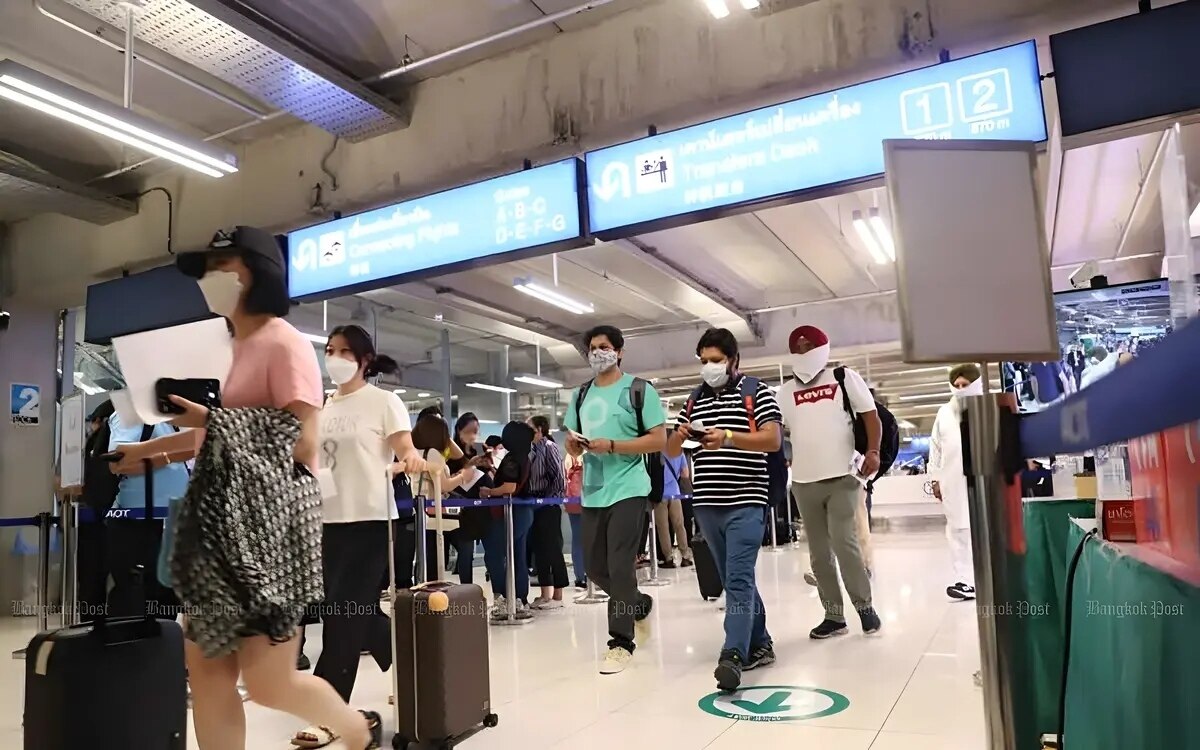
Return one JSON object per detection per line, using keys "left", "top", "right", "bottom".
{"left": 484, "top": 713, "right": 499, "bottom": 728}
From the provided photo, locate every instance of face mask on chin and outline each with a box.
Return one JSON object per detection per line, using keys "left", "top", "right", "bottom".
{"left": 196, "top": 270, "right": 243, "bottom": 319}
{"left": 324, "top": 356, "right": 360, "bottom": 386}
{"left": 791, "top": 343, "right": 830, "bottom": 382}
{"left": 700, "top": 362, "right": 730, "bottom": 389}
{"left": 588, "top": 349, "right": 620, "bottom": 375}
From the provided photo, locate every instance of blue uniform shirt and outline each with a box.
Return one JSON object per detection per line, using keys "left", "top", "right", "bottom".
{"left": 663, "top": 453, "right": 687, "bottom": 500}
{"left": 107, "top": 415, "right": 190, "bottom": 510}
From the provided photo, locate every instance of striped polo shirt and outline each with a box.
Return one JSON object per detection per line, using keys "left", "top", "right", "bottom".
{"left": 676, "top": 376, "right": 781, "bottom": 507}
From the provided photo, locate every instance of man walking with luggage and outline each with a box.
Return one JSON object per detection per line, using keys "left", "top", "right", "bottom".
{"left": 780, "top": 325, "right": 883, "bottom": 639}
{"left": 667, "top": 328, "right": 782, "bottom": 692}
{"left": 565, "top": 325, "right": 667, "bottom": 675}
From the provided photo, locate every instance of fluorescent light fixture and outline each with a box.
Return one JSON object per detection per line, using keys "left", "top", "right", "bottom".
{"left": 739, "top": 0, "right": 761, "bottom": 8}
{"left": 513, "top": 280, "right": 595, "bottom": 315}
{"left": 852, "top": 209, "right": 896, "bottom": 264}
{"left": 467, "top": 382, "right": 518, "bottom": 394}
{"left": 514, "top": 375, "right": 564, "bottom": 389}
{"left": 897, "top": 393, "right": 950, "bottom": 402}
{"left": 73, "top": 373, "right": 104, "bottom": 396}
{"left": 479, "top": 419, "right": 500, "bottom": 425}
{"left": 417, "top": 392, "right": 431, "bottom": 398}
{"left": 868, "top": 208, "right": 896, "bottom": 261}
{"left": 703, "top": 0, "right": 731, "bottom": 17}
{"left": 0, "top": 60, "right": 237, "bottom": 178}
{"left": 392, "top": 388, "right": 407, "bottom": 395}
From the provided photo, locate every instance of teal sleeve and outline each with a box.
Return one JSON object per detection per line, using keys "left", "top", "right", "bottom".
{"left": 641, "top": 384, "right": 667, "bottom": 430}
{"left": 564, "top": 390, "right": 580, "bottom": 432}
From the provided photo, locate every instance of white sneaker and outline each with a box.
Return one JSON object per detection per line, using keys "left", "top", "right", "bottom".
{"left": 514, "top": 600, "right": 535, "bottom": 620}
{"left": 531, "top": 597, "right": 564, "bottom": 610}
{"left": 600, "top": 647, "right": 632, "bottom": 674}
{"left": 490, "top": 596, "right": 509, "bottom": 618}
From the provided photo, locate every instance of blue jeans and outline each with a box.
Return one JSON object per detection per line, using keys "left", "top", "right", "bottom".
{"left": 694, "top": 504, "right": 771, "bottom": 660}
{"left": 568, "top": 512, "right": 586, "bottom": 584}
{"left": 482, "top": 504, "right": 534, "bottom": 602}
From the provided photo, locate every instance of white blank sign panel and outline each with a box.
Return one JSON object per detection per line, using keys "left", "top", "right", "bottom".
{"left": 884, "top": 140, "right": 1058, "bottom": 363}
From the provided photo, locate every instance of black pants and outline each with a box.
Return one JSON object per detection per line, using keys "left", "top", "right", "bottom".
{"left": 637, "top": 508, "right": 669, "bottom": 562}
{"left": 315, "top": 521, "right": 391, "bottom": 702}
{"left": 531, "top": 505, "right": 569, "bottom": 590}
{"left": 105, "top": 519, "right": 179, "bottom": 619}
{"left": 76, "top": 521, "right": 108, "bottom": 623}
{"left": 582, "top": 496, "right": 652, "bottom": 652}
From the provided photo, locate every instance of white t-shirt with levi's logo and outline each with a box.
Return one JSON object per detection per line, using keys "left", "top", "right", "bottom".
{"left": 779, "top": 367, "right": 876, "bottom": 484}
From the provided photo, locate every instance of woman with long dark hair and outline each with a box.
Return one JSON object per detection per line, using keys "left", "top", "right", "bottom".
{"left": 112, "top": 227, "right": 382, "bottom": 749}
{"left": 292, "top": 325, "right": 424, "bottom": 748}
{"left": 447, "top": 413, "right": 493, "bottom": 582}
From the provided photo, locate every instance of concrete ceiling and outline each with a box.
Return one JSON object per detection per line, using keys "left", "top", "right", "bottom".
{"left": 7, "top": 0, "right": 1199, "bottom": 433}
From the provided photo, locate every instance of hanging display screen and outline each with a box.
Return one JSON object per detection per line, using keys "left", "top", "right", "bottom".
{"left": 584, "top": 41, "right": 1047, "bottom": 236}
{"left": 287, "top": 159, "right": 585, "bottom": 301}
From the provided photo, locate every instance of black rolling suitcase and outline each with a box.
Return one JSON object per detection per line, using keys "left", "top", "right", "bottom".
{"left": 691, "top": 536, "right": 723, "bottom": 601}
{"left": 23, "top": 458, "right": 188, "bottom": 749}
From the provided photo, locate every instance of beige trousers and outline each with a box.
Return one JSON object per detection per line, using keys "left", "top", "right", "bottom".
{"left": 653, "top": 498, "right": 692, "bottom": 562}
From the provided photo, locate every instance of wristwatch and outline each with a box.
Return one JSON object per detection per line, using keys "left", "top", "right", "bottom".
{"left": 723, "top": 429, "right": 734, "bottom": 448}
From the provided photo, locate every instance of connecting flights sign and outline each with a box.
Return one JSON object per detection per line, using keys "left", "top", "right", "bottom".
{"left": 585, "top": 40, "right": 1047, "bottom": 235}
{"left": 287, "top": 159, "right": 584, "bottom": 300}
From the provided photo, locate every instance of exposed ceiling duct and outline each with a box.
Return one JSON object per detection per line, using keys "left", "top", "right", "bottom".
{"left": 59, "top": 0, "right": 412, "bottom": 141}
{"left": 0, "top": 150, "right": 136, "bottom": 224}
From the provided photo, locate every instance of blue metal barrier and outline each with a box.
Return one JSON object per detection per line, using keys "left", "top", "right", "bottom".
{"left": 0, "top": 516, "right": 40, "bottom": 528}
{"left": 1020, "top": 316, "right": 1200, "bottom": 457}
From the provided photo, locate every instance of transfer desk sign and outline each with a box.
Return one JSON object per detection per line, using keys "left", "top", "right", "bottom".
{"left": 585, "top": 41, "right": 1047, "bottom": 235}
{"left": 287, "top": 159, "right": 584, "bottom": 300}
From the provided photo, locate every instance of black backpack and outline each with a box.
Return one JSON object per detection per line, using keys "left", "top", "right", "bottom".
{"left": 833, "top": 366, "right": 900, "bottom": 490}
{"left": 683, "top": 376, "right": 788, "bottom": 511}
{"left": 575, "top": 377, "right": 664, "bottom": 503}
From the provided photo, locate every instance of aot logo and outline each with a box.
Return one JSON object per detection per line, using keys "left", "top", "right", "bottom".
{"left": 794, "top": 385, "right": 839, "bottom": 405}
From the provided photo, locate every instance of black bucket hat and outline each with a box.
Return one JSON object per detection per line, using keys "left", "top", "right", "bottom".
{"left": 177, "top": 226, "right": 284, "bottom": 279}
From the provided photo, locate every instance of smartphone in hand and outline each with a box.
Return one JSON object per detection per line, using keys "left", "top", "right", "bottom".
{"left": 155, "top": 378, "right": 221, "bottom": 415}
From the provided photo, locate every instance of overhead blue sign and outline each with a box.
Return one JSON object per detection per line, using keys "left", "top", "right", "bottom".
{"left": 287, "top": 159, "right": 584, "bottom": 300}
{"left": 585, "top": 41, "right": 1046, "bottom": 235}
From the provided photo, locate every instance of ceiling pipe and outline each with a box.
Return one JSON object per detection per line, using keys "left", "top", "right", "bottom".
{"left": 365, "top": 0, "right": 617, "bottom": 83}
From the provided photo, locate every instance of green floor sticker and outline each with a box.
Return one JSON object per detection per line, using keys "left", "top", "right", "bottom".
{"left": 698, "top": 685, "right": 850, "bottom": 722}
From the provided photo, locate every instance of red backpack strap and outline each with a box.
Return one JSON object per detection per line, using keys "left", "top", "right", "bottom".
{"left": 740, "top": 376, "right": 759, "bottom": 432}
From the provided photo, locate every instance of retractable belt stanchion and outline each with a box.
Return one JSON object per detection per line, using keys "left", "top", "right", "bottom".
{"left": 495, "top": 497, "right": 532, "bottom": 626}
{"left": 786, "top": 494, "right": 801, "bottom": 548}
{"left": 642, "top": 504, "right": 671, "bottom": 587}
{"left": 768, "top": 507, "right": 782, "bottom": 553}
{"left": 35, "top": 511, "right": 51, "bottom": 634}
{"left": 576, "top": 579, "right": 609, "bottom": 604}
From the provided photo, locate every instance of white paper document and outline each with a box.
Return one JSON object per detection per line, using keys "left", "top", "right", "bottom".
{"left": 463, "top": 467, "right": 485, "bottom": 491}
{"left": 111, "top": 318, "right": 233, "bottom": 425}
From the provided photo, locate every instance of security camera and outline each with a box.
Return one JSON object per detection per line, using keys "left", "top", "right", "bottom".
{"left": 0, "top": 310, "right": 9, "bottom": 332}
{"left": 1068, "top": 261, "right": 1100, "bottom": 290}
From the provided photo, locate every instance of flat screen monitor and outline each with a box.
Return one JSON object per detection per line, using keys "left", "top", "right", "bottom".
{"left": 1001, "top": 279, "right": 1172, "bottom": 413}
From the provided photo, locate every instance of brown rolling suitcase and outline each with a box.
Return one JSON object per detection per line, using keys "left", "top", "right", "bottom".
{"left": 388, "top": 453, "right": 498, "bottom": 750}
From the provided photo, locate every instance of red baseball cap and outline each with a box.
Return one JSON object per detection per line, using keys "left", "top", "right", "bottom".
{"left": 788, "top": 325, "right": 829, "bottom": 351}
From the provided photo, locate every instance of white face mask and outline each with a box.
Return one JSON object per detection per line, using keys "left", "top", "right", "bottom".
{"left": 588, "top": 349, "right": 620, "bottom": 375}
{"left": 952, "top": 379, "right": 985, "bottom": 398}
{"left": 791, "top": 343, "right": 830, "bottom": 382}
{"left": 700, "top": 362, "right": 730, "bottom": 389}
{"left": 324, "top": 355, "right": 359, "bottom": 386}
{"left": 196, "top": 270, "right": 243, "bottom": 318}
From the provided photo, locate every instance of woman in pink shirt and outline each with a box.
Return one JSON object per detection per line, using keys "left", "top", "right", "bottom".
{"left": 113, "top": 227, "right": 380, "bottom": 749}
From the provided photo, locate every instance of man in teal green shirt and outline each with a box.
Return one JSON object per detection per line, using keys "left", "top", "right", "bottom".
{"left": 565, "top": 325, "right": 667, "bottom": 675}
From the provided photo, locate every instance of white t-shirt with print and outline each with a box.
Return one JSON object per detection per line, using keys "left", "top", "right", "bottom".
{"left": 779, "top": 367, "right": 876, "bottom": 484}
{"left": 319, "top": 384, "right": 411, "bottom": 523}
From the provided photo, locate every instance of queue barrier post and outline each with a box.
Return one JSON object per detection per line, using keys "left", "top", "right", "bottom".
{"left": 493, "top": 497, "right": 532, "bottom": 627}
{"left": 642, "top": 504, "right": 671, "bottom": 588}
{"left": 768, "top": 507, "right": 783, "bottom": 553}
{"left": 36, "top": 512, "right": 51, "bottom": 634}
{"left": 575, "top": 579, "right": 609, "bottom": 605}
{"left": 61, "top": 501, "right": 80, "bottom": 627}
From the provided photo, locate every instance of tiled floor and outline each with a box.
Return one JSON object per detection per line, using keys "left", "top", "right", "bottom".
{"left": 0, "top": 532, "right": 986, "bottom": 748}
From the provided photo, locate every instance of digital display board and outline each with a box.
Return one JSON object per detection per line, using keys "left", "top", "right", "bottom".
{"left": 585, "top": 41, "right": 1046, "bottom": 235}
{"left": 287, "top": 159, "right": 585, "bottom": 300}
